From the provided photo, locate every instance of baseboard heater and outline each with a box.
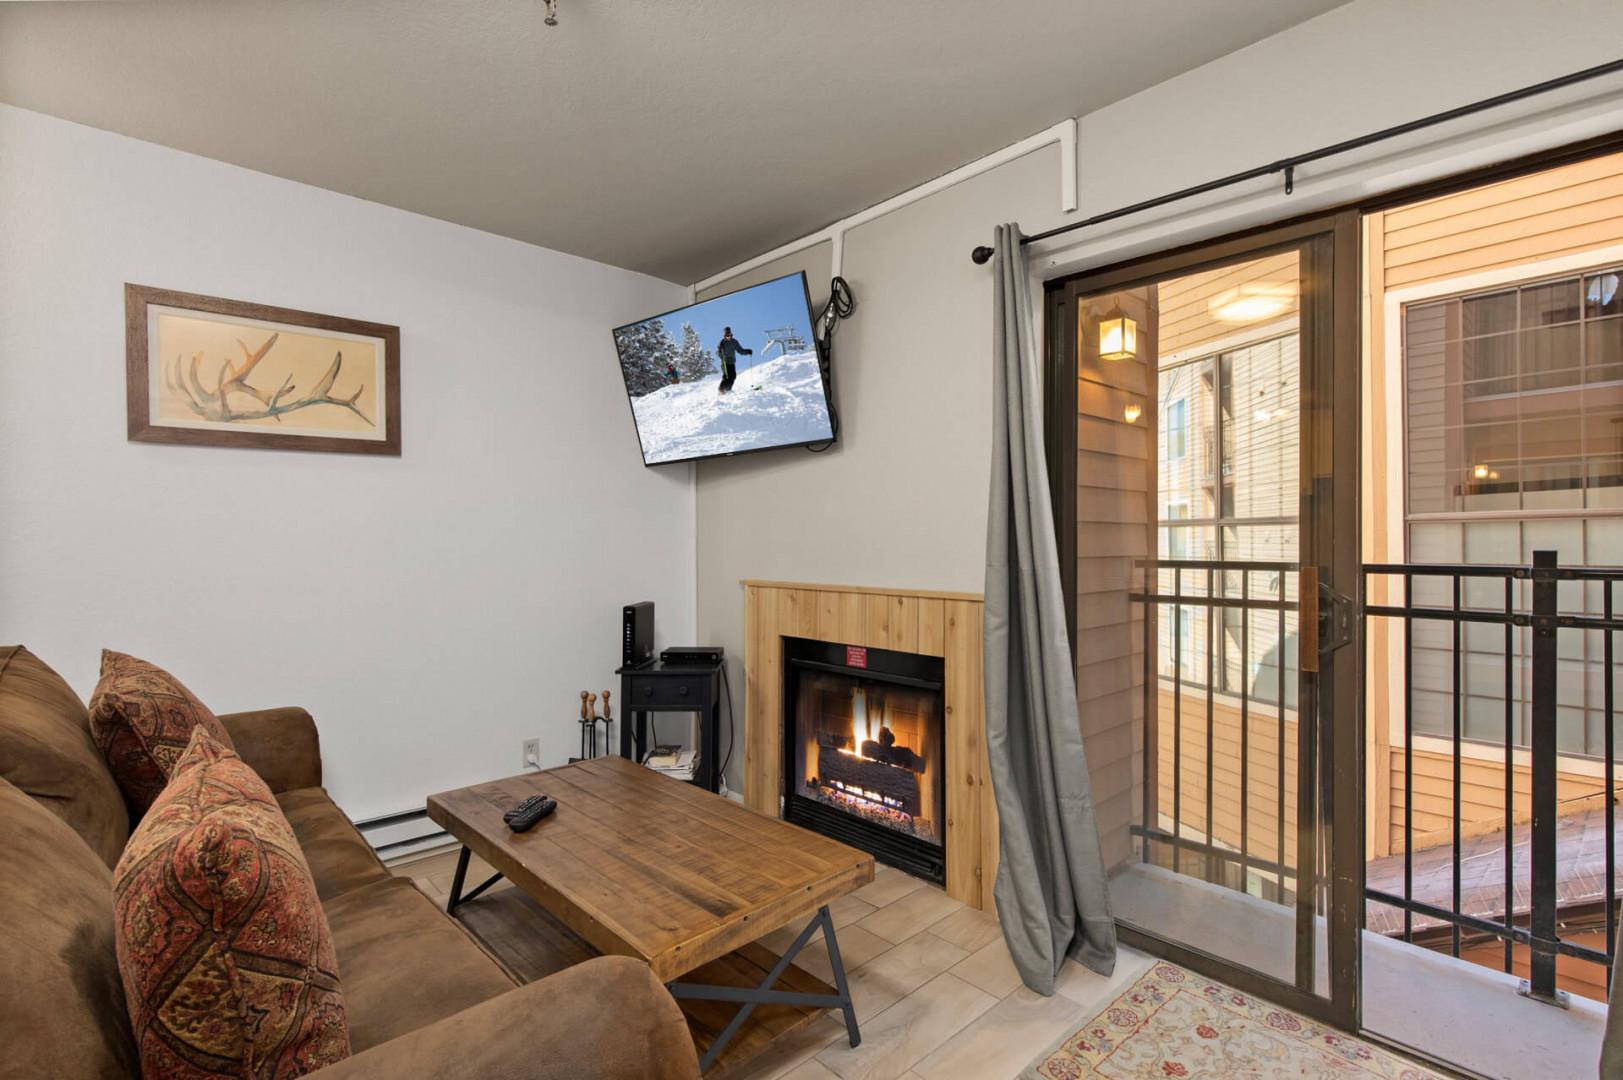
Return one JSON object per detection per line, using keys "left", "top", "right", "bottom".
{"left": 354, "top": 807, "right": 448, "bottom": 861}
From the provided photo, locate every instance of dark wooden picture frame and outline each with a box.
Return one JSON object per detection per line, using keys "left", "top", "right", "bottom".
{"left": 125, "top": 284, "right": 401, "bottom": 455}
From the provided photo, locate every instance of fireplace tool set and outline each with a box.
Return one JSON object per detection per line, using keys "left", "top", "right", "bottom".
{"left": 576, "top": 690, "right": 612, "bottom": 760}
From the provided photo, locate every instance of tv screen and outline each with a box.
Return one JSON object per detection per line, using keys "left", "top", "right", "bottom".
{"left": 612, "top": 272, "right": 834, "bottom": 465}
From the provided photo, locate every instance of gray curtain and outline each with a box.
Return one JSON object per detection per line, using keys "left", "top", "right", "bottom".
{"left": 984, "top": 222, "right": 1117, "bottom": 994}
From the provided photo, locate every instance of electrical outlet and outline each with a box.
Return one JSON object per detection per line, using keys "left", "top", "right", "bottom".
{"left": 522, "top": 738, "right": 540, "bottom": 770}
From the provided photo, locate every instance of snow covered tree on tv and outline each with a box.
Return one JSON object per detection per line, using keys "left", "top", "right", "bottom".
{"left": 676, "top": 323, "right": 715, "bottom": 382}
{"left": 615, "top": 319, "right": 678, "bottom": 396}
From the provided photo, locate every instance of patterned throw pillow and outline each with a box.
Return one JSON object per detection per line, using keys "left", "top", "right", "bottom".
{"left": 89, "top": 649, "right": 236, "bottom": 813}
{"left": 113, "top": 728, "right": 350, "bottom": 1079}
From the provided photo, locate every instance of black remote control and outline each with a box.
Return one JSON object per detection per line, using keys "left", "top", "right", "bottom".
{"left": 503, "top": 795, "right": 546, "bottom": 822}
{"left": 506, "top": 795, "right": 556, "bottom": 832}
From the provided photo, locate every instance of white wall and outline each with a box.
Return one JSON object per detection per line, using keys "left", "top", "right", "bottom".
{"left": 695, "top": 0, "right": 1623, "bottom": 796}
{"left": 0, "top": 104, "right": 694, "bottom": 821}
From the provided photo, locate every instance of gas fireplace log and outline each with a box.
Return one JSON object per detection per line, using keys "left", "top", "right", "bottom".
{"left": 817, "top": 752, "right": 922, "bottom": 818}
{"left": 859, "top": 739, "right": 923, "bottom": 771}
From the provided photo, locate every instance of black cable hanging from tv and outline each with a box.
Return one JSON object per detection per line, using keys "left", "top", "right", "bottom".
{"left": 806, "top": 276, "right": 855, "bottom": 452}
{"left": 969, "top": 56, "right": 1623, "bottom": 266}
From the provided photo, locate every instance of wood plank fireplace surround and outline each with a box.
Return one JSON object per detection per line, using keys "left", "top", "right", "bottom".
{"left": 742, "top": 581, "right": 998, "bottom": 911}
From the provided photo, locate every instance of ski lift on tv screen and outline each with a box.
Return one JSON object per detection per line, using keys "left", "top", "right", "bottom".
{"left": 760, "top": 325, "right": 808, "bottom": 360}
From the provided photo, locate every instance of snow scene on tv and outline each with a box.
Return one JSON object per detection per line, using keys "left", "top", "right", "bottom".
{"left": 613, "top": 275, "right": 833, "bottom": 465}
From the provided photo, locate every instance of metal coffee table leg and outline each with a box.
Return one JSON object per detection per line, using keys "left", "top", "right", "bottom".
{"left": 665, "top": 904, "right": 860, "bottom": 1073}
{"left": 444, "top": 845, "right": 505, "bottom": 914}
{"left": 821, "top": 905, "right": 860, "bottom": 1048}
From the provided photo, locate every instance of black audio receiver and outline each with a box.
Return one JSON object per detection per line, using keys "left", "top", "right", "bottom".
{"left": 659, "top": 646, "right": 724, "bottom": 667}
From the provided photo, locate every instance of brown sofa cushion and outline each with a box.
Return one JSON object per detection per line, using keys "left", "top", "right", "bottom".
{"left": 312, "top": 956, "right": 700, "bottom": 1080}
{"left": 0, "top": 777, "right": 138, "bottom": 1080}
{"left": 322, "top": 877, "right": 515, "bottom": 1054}
{"left": 89, "top": 650, "right": 236, "bottom": 814}
{"left": 217, "top": 707, "right": 323, "bottom": 793}
{"left": 276, "top": 788, "right": 392, "bottom": 901}
{"left": 0, "top": 645, "right": 130, "bottom": 867}
{"left": 113, "top": 729, "right": 350, "bottom": 1078}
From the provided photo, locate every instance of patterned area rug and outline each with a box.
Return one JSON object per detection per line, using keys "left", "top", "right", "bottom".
{"left": 1024, "top": 962, "right": 1448, "bottom": 1079}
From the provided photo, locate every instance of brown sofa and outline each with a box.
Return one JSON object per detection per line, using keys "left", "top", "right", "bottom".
{"left": 0, "top": 645, "right": 700, "bottom": 1079}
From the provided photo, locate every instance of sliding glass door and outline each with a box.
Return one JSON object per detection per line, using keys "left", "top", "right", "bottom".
{"left": 1043, "top": 214, "right": 1362, "bottom": 1028}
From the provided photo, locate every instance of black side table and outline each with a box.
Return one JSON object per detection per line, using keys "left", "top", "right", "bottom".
{"left": 616, "top": 661, "right": 722, "bottom": 793}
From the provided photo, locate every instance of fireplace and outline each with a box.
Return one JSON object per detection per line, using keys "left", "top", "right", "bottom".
{"left": 781, "top": 637, "right": 946, "bottom": 884}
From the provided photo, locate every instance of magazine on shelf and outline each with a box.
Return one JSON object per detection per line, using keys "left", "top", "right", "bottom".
{"left": 643, "top": 744, "right": 684, "bottom": 768}
{"left": 643, "top": 745, "right": 698, "bottom": 780}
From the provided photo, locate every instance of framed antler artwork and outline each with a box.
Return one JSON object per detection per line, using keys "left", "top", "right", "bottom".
{"left": 124, "top": 284, "right": 401, "bottom": 454}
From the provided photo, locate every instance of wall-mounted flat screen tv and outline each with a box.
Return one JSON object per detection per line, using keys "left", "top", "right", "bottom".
{"left": 612, "top": 272, "right": 834, "bottom": 466}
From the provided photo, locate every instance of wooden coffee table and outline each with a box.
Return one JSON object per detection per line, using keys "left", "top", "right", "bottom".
{"left": 427, "top": 756, "right": 874, "bottom": 1074}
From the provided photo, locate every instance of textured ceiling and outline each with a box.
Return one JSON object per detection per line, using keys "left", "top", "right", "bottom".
{"left": 0, "top": 0, "right": 1347, "bottom": 282}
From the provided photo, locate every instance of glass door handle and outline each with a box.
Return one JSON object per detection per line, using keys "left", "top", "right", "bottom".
{"left": 1300, "top": 566, "right": 1355, "bottom": 674}
{"left": 1301, "top": 566, "right": 1319, "bottom": 672}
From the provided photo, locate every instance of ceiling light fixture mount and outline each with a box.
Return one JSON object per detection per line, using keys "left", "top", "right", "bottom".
{"left": 543, "top": 0, "right": 559, "bottom": 27}
{"left": 1209, "top": 282, "right": 1293, "bottom": 324}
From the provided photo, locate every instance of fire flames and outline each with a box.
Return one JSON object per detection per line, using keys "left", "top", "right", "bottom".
{"left": 851, "top": 686, "right": 877, "bottom": 746}
{"left": 801, "top": 685, "right": 938, "bottom": 842}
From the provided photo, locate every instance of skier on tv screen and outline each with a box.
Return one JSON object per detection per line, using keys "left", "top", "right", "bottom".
{"left": 716, "top": 327, "right": 752, "bottom": 394}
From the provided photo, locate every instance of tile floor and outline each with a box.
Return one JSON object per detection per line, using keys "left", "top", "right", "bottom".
{"left": 399, "top": 850, "right": 1157, "bottom": 1080}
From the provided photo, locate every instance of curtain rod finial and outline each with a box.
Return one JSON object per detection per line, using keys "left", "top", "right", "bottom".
{"left": 971, "top": 245, "right": 995, "bottom": 265}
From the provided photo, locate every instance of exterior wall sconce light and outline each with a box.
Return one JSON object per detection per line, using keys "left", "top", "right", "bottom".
{"left": 1099, "top": 307, "right": 1138, "bottom": 361}
{"left": 1123, "top": 403, "right": 1142, "bottom": 424}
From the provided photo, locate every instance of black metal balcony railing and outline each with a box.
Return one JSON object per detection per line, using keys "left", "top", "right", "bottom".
{"left": 1130, "top": 551, "right": 1621, "bottom": 1007}
{"left": 1364, "top": 551, "right": 1622, "bottom": 1005}
{"left": 1129, "top": 559, "right": 1300, "bottom": 901}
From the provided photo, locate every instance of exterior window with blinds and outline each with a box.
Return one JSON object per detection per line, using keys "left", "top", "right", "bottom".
{"left": 1406, "top": 266, "right": 1623, "bottom": 515}
{"left": 1167, "top": 399, "right": 1189, "bottom": 460}
{"left": 1401, "top": 264, "right": 1623, "bottom": 756}
{"left": 1157, "top": 335, "right": 1300, "bottom": 700}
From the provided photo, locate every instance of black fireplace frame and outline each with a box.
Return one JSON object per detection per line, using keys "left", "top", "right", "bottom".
{"left": 780, "top": 636, "right": 947, "bottom": 885}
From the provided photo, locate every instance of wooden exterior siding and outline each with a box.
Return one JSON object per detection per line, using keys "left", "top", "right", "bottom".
{"left": 1458, "top": 927, "right": 1610, "bottom": 1003}
{"left": 1386, "top": 745, "right": 1607, "bottom": 852}
{"left": 1155, "top": 687, "right": 1299, "bottom": 870}
{"left": 1076, "top": 288, "right": 1156, "bottom": 871}
{"left": 1381, "top": 153, "right": 1623, "bottom": 289}
{"left": 1364, "top": 212, "right": 1396, "bottom": 859}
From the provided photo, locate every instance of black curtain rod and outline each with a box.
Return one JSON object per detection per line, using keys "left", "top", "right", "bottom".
{"left": 970, "top": 56, "right": 1623, "bottom": 265}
